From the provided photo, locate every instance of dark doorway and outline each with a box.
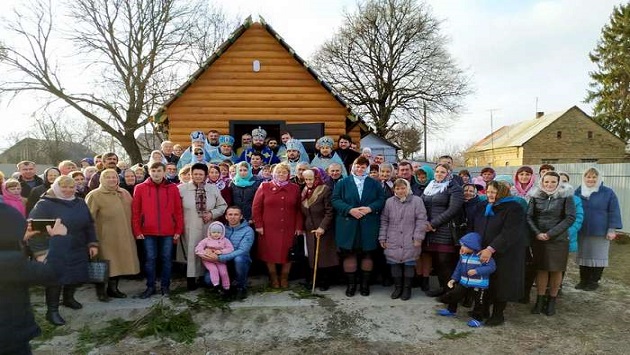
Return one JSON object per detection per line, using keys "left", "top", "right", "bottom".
{"left": 230, "top": 121, "right": 285, "bottom": 151}
{"left": 286, "top": 123, "right": 325, "bottom": 160}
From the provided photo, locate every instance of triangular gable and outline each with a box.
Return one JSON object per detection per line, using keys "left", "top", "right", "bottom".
{"left": 151, "top": 16, "right": 369, "bottom": 133}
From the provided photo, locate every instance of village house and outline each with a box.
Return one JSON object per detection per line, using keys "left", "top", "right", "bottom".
{"left": 151, "top": 17, "right": 370, "bottom": 154}
{"left": 464, "top": 106, "right": 627, "bottom": 167}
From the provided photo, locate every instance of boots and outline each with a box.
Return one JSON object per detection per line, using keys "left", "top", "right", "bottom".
{"left": 360, "top": 271, "right": 371, "bottom": 296}
{"left": 575, "top": 266, "right": 588, "bottom": 289}
{"left": 391, "top": 277, "right": 403, "bottom": 299}
{"left": 45, "top": 286, "right": 65, "bottom": 326}
{"left": 584, "top": 267, "right": 603, "bottom": 291}
{"left": 345, "top": 272, "right": 357, "bottom": 297}
{"left": 531, "top": 295, "right": 547, "bottom": 314}
{"left": 485, "top": 301, "right": 506, "bottom": 326}
{"left": 186, "top": 277, "right": 198, "bottom": 291}
{"left": 400, "top": 277, "right": 413, "bottom": 301}
{"left": 62, "top": 285, "right": 82, "bottom": 309}
{"left": 545, "top": 296, "right": 557, "bottom": 316}
{"left": 96, "top": 283, "right": 110, "bottom": 302}
{"left": 107, "top": 278, "right": 127, "bottom": 298}
{"left": 420, "top": 276, "right": 430, "bottom": 291}
{"left": 318, "top": 269, "right": 330, "bottom": 291}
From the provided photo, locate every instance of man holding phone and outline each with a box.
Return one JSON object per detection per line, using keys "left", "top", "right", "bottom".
{"left": 132, "top": 162, "right": 183, "bottom": 298}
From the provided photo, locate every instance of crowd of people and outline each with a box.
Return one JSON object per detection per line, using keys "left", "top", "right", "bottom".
{"left": 0, "top": 127, "right": 623, "bottom": 353}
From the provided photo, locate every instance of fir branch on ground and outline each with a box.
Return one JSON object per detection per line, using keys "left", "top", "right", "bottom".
{"left": 436, "top": 328, "right": 472, "bottom": 340}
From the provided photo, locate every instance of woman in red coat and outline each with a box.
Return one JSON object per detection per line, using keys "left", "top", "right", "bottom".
{"left": 253, "top": 162, "right": 303, "bottom": 288}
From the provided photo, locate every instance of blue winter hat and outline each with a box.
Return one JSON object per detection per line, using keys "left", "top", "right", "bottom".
{"left": 208, "top": 221, "right": 225, "bottom": 237}
{"left": 459, "top": 232, "right": 482, "bottom": 252}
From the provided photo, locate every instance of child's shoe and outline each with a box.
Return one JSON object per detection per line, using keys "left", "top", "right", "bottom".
{"left": 436, "top": 309, "right": 456, "bottom": 317}
{"left": 467, "top": 319, "right": 482, "bottom": 328}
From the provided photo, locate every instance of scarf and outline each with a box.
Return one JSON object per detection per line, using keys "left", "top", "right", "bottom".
{"left": 233, "top": 163, "right": 256, "bottom": 187}
{"left": 580, "top": 171, "right": 602, "bottom": 199}
{"left": 195, "top": 182, "right": 206, "bottom": 217}
{"left": 1, "top": 183, "right": 26, "bottom": 216}
{"left": 42, "top": 168, "right": 61, "bottom": 189}
{"left": 272, "top": 175, "right": 290, "bottom": 187}
{"left": 423, "top": 173, "right": 451, "bottom": 197}
{"left": 51, "top": 180, "right": 76, "bottom": 201}
{"left": 484, "top": 196, "right": 521, "bottom": 216}
{"left": 513, "top": 175, "right": 535, "bottom": 197}
{"left": 302, "top": 168, "right": 325, "bottom": 201}
{"left": 208, "top": 176, "right": 226, "bottom": 191}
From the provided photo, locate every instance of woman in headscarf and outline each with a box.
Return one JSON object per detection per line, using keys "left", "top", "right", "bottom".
{"left": 70, "top": 171, "right": 88, "bottom": 199}
{"left": 412, "top": 165, "right": 434, "bottom": 197}
{"left": 85, "top": 169, "right": 140, "bottom": 300}
{"left": 301, "top": 168, "right": 337, "bottom": 291}
{"left": 119, "top": 168, "right": 138, "bottom": 195}
{"left": 421, "top": 164, "right": 464, "bottom": 298}
{"left": 26, "top": 168, "right": 60, "bottom": 213}
{"left": 177, "top": 163, "right": 227, "bottom": 290}
{"left": 230, "top": 161, "right": 262, "bottom": 224}
{"left": 253, "top": 163, "right": 303, "bottom": 289}
{"left": 527, "top": 171, "right": 576, "bottom": 316}
{"left": 470, "top": 180, "right": 527, "bottom": 326}
{"left": 574, "top": 167, "right": 622, "bottom": 291}
{"left": 511, "top": 166, "right": 536, "bottom": 201}
{"left": 207, "top": 164, "right": 232, "bottom": 207}
{"left": 28, "top": 175, "right": 98, "bottom": 326}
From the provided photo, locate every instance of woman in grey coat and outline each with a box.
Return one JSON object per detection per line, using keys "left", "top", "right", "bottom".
{"left": 379, "top": 179, "right": 427, "bottom": 301}
{"left": 527, "top": 171, "right": 576, "bottom": 316}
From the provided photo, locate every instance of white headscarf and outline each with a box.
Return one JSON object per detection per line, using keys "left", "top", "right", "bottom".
{"left": 51, "top": 179, "right": 76, "bottom": 201}
{"left": 580, "top": 167, "right": 602, "bottom": 199}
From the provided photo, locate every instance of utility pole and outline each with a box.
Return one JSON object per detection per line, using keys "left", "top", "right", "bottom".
{"left": 423, "top": 102, "right": 428, "bottom": 162}
{"left": 487, "top": 109, "right": 499, "bottom": 166}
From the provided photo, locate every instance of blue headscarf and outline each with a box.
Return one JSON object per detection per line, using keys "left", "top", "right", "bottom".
{"left": 484, "top": 196, "right": 521, "bottom": 216}
{"left": 232, "top": 162, "right": 256, "bottom": 187}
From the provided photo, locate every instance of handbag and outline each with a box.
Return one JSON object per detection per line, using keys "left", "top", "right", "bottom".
{"left": 88, "top": 259, "right": 110, "bottom": 284}
{"left": 287, "top": 234, "right": 306, "bottom": 262}
{"left": 449, "top": 220, "right": 467, "bottom": 246}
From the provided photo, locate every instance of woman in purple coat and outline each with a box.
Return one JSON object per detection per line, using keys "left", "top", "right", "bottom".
{"left": 379, "top": 179, "right": 427, "bottom": 301}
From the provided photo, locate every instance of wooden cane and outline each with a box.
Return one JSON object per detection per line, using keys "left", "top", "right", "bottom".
{"left": 311, "top": 232, "right": 322, "bottom": 294}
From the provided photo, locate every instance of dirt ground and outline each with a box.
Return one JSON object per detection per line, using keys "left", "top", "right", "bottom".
{"left": 31, "top": 240, "right": 630, "bottom": 355}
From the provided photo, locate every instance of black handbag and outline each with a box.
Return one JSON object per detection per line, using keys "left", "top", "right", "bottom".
{"left": 287, "top": 234, "right": 305, "bottom": 262}
{"left": 449, "top": 221, "right": 467, "bottom": 246}
{"left": 88, "top": 259, "right": 110, "bottom": 283}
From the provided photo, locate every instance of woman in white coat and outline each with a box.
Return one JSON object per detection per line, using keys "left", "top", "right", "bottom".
{"left": 177, "top": 163, "right": 227, "bottom": 290}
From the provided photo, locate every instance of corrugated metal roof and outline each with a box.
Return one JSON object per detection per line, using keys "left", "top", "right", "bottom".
{"left": 466, "top": 107, "right": 576, "bottom": 152}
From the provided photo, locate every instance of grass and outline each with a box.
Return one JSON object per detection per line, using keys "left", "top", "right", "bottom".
{"left": 169, "top": 288, "right": 232, "bottom": 311}
{"left": 74, "top": 301, "right": 198, "bottom": 354}
{"left": 32, "top": 311, "right": 71, "bottom": 348}
{"left": 605, "top": 238, "right": 629, "bottom": 286}
{"left": 289, "top": 284, "right": 326, "bottom": 300}
{"left": 436, "top": 328, "right": 472, "bottom": 340}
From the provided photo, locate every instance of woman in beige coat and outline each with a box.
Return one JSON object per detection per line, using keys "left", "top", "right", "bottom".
{"left": 85, "top": 169, "right": 140, "bottom": 299}
{"left": 177, "top": 163, "right": 227, "bottom": 290}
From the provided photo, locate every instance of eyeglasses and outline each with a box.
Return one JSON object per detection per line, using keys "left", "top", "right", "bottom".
{"left": 194, "top": 152, "right": 204, "bottom": 156}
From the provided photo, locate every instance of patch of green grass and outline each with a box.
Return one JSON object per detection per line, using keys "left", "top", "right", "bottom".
{"left": 32, "top": 311, "right": 70, "bottom": 347}
{"left": 74, "top": 301, "right": 199, "bottom": 353}
{"left": 249, "top": 283, "right": 282, "bottom": 295}
{"left": 169, "top": 289, "right": 232, "bottom": 311}
{"left": 437, "top": 328, "right": 472, "bottom": 340}
{"left": 289, "top": 284, "right": 325, "bottom": 300}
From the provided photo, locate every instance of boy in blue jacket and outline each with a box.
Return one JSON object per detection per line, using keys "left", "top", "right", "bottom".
{"left": 437, "top": 232, "right": 496, "bottom": 327}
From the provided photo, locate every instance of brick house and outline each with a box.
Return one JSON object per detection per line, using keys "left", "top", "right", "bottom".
{"left": 464, "top": 106, "right": 627, "bottom": 167}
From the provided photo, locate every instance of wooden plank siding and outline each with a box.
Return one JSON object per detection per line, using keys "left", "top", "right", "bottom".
{"left": 165, "top": 23, "right": 353, "bottom": 148}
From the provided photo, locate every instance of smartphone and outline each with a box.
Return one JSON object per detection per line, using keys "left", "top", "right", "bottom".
{"left": 29, "top": 219, "right": 57, "bottom": 232}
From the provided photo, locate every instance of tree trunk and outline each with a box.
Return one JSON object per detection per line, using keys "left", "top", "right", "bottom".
{"left": 120, "top": 133, "right": 143, "bottom": 164}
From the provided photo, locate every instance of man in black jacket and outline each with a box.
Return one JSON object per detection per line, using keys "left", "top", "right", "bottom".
{"left": 16, "top": 161, "right": 44, "bottom": 198}
{"left": 0, "top": 204, "right": 64, "bottom": 354}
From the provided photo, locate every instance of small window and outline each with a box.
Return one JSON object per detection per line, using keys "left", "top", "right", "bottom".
{"left": 588, "top": 131, "right": 593, "bottom": 139}
{"left": 581, "top": 158, "right": 598, "bottom": 163}
{"left": 556, "top": 131, "right": 562, "bottom": 139}
{"left": 541, "top": 159, "right": 559, "bottom": 164}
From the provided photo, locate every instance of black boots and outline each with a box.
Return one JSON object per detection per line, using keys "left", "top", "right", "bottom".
{"left": 391, "top": 277, "right": 403, "bottom": 299}
{"left": 107, "top": 278, "right": 127, "bottom": 298}
{"left": 62, "top": 285, "right": 82, "bottom": 309}
{"left": 545, "top": 297, "right": 557, "bottom": 316}
{"left": 360, "top": 271, "right": 371, "bottom": 296}
{"left": 45, "top": 286, "right": 65, "bottom": 326}
{"left": 419, "top": 276, "right": 430, "bottom": 291}
{"left": 139, "top": 286, "right": 156, "bottom": 299}
{"left": 575, "top": 266, "right": 588, "bottom": 289}
{"left": 96, "top": 283, "right": 110, "bottom": 302}
{"left": 485, "top": 301, "right": 506, "bottom": 326}
{"left": 584, "top": 267, "right": 604, "bottom": 291}
{"left": 400, "top": 277, "right": 413, "bottom": 301}
{"left": 345, "top": 273, "right": 357, "bottom": 297}
{"left": 187, "top": 277, "right": 198, "bottom": 291}
{"left": 531, "top": 295, "right": 546, "bottom": 314}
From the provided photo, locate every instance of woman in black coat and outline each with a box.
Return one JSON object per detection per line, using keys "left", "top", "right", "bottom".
{"left": 472, "top": 180, "right": 528, "bottom": 326}
{"left": 0, "top": 204, "right": 64, "bottom": 355}
{"left": 28, "top": 175, "right": 98, "bottom": 326}
{"left": 526, "top": 171, "right": 575, "bottom": 316}
{"left": 421, "top": 164, "right": 464, "bottom": 297}
{"left": 230, "top": 162, "right": 262, "bottom": 223}
{"left": 26, "top": 167, "right": 60, "bottom": 214}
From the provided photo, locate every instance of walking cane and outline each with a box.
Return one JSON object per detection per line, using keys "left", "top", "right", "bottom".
{"left": 311, "top": 230, "right": 322, "bottom": 294}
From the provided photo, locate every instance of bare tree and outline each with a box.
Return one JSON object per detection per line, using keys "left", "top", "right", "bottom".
{"left": 387, "top": 124, "right": 422, "bottom": 160}
{"left": 311, "top": 0, "right": 470, "bottom": 137}
{"left": 0, "top": 0, "right": 234, "bottom": 163}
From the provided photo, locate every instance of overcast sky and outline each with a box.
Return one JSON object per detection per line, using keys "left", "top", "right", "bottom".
{"left": 0, "top": 0, "right": 624, "bottom": 156}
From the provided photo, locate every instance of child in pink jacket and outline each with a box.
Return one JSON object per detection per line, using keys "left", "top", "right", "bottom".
{"left": 195, "top": 222, "right": 234, "bottom": 290}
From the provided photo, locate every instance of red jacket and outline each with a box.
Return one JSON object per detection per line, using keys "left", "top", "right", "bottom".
{"left": 132, "top": 178, "right": 184, "bottom": 238}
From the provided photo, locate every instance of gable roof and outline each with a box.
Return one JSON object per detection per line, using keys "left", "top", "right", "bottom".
{"left": 151, "top": 16, "right": 369, "bottom": 133}
{"left": 361, "top": 132, "right": 400, "bottom": 150}
{"left": 0, "top": 138, "right": 97, "bottom": 164}
{"left": 466, "top": 106, "right": 587, "bottom": 153}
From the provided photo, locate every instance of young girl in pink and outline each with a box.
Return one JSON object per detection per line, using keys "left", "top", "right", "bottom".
{"left": 195, "top": 222, "right": 234, "bottom": 290}
{"left": 2, "top": 178, "right": 26, "bottom": 216}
